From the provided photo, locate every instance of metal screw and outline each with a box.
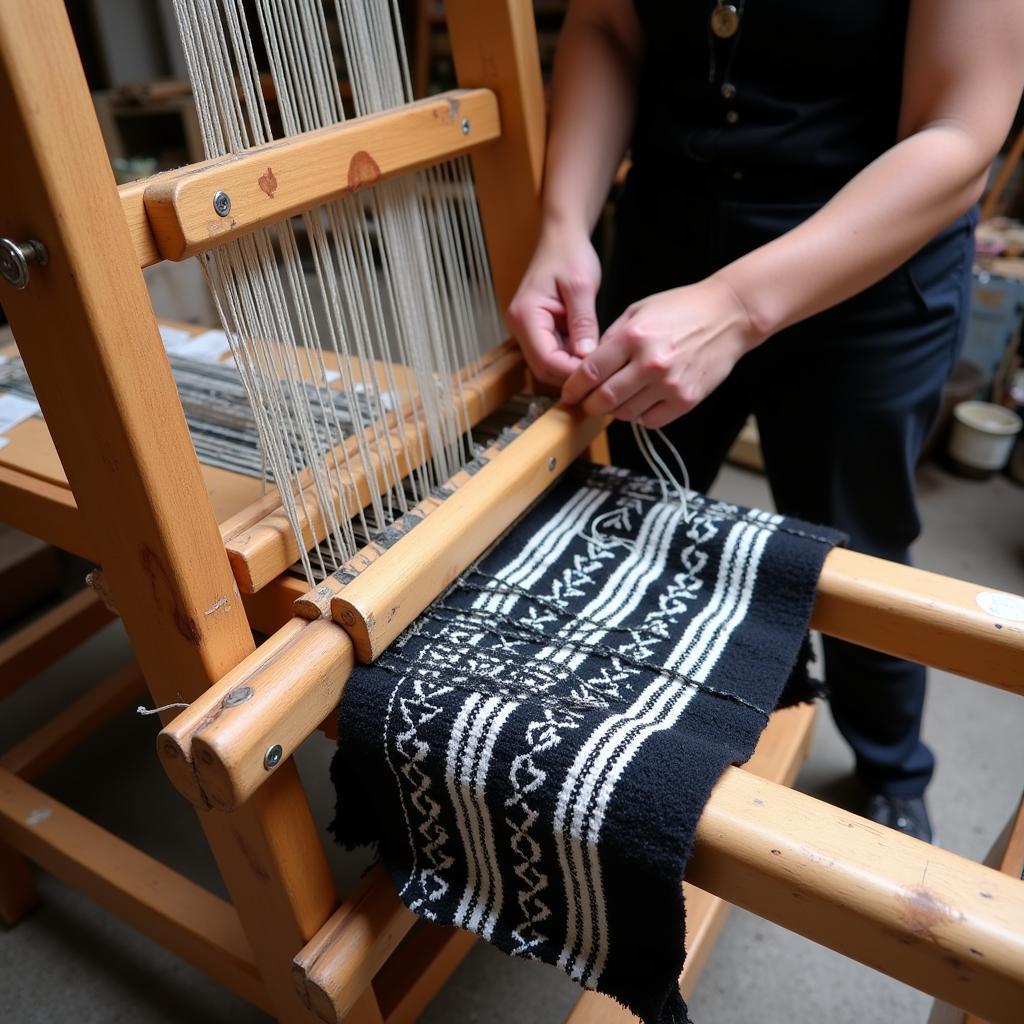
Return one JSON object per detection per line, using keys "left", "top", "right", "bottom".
{"left": 223, "top": 685, "right": 254, "bottom": 708}
{"left": 263, "top": 743, "right": 283, "bottom": 770}
{"left": 461, "top": 117, "right": 471, "bottom": 135}
{"left": 213, "top": 190, "right": 232, "bottom": 217}
{"left": 0, "top": 238, "right": 47, "bottom": 290}
{"left": 547, "top": 456, "right": 557, "bottom": 471}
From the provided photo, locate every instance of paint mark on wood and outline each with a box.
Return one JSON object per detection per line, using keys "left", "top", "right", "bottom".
{"left": 26, "top": 807, "right": 51, "bottom": 827}
{"left": 258, "top": 166, "right": 278, "bottom": 198}
{"left": 347, "top": 150, "right": 381, "bottom": 190}
{"left": 205, "top": 595, "right": 230, "bottom": 616}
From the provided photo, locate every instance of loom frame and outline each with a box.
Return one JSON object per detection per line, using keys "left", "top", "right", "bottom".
{"left": 0, "top": 3, "right": 1021, "bottom": 1024}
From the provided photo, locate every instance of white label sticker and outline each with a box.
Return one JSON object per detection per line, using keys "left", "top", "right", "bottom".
{"left": 183, "top": 330, "right": 232, "bottom": 364}
{"left": 0, "top": 392, "right": 41, "bottom": 434}
{"left": 324, "top": 369, "right": 341, "bottom": 384}
{"left": 977, "top": 590, "right": 1024, "bottom": 622}
{"left": 0, "top": 436, "right": 9, "bottom": 450}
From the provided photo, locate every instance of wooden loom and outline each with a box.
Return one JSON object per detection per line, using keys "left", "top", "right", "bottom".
{"left": 0, "top": 2, "right": 1022, "bottom": 1022}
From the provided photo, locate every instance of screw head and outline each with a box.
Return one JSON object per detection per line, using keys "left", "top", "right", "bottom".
{"left": 263, "top": 743, "right": 283, "bottom": 770}
{"left": 461, "top": 117, "right": 470, "bottom": 135}
{"left": 0, "top": 238, "right": 46, "bottom": 290}
{"left": 223, "top": 685, "right": 254, "bottom": 708}
{"left": 213, "top": 190, "right": 232, "bottom": 217}
{"left": 547, "top": 456, "right": 557, "bottom": 471}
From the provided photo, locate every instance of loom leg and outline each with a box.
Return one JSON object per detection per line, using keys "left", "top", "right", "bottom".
{"left": 0, "top": 841, "right": 38, "bottom": 926}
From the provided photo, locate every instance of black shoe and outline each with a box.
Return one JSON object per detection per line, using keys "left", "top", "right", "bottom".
{"left": 864, "top": 794, "right": 933, "bottom": 844}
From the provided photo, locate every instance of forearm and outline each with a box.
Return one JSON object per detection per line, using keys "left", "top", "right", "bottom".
{"left": 541, "top": 7, "right": 642, "bottom": 236}
{"left": 718, "top": 125, "right": 990, "bottom": 341}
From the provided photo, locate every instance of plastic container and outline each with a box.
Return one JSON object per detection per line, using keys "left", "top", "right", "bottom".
{"left": 947, "top": 401, "right": 1023, "bottom": 476}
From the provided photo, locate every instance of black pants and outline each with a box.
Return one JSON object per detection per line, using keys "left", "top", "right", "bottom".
{"left": 601, "top": 174, "right": 976, "bottom": 797}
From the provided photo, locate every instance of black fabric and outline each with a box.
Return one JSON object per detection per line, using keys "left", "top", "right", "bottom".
{"left": 332, "top": 463, "right": 842, "bottom": 1023}
{"left": 630, "top": 0, "right": 909, "bottom": 200}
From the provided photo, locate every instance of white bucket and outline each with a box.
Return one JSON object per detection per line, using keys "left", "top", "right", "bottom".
{"left": 948, "top": 401, "right": 1022, "bottom": 472}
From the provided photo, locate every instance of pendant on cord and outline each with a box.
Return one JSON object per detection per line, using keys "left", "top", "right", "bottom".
{"left": 711, "top": 1, "right": 741, "bottom": 39}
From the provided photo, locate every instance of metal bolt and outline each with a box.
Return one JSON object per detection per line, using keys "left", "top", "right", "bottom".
{"left": 213, "top": 190, "right": 232, "bottom": 217}
{"left": 0, "top": 238, "right": 47, "bottom": 290}
{"left": 461, "top": 117, "right": 471, "bottom": 135}
{"left": 263, "top": 743, "right": 283, "bottom": 771}
{"left": 223, "top": 685, "right": 254, "bottom": 708}
{"left": 547, "top": 456, "right": 557, "bottom": 471}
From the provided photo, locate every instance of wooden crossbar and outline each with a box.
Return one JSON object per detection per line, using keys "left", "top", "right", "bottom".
{"left": 122, "top": 88, "right": 500, "bottom": 265}
{"left": 0, "top": 767, "right": 271, "bottom": 1013}
{"left": 287, "top": 763, "right": 1024, "bottom": 1024}
{"left": 158, "top": 407, "right": 1024, "bottom": 815}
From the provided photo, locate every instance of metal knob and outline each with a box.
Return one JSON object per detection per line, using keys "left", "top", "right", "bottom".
{"left": 0, "top": 238, "right": 47, "bottom": 290}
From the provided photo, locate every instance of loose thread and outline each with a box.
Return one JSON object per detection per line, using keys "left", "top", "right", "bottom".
{"left": 136, "top": 702, "right": 190, "bottom": 717}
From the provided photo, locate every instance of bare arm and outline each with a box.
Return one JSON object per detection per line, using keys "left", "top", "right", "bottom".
{"left": 719, "top": 0, "right": 1024, "bottom": 339}
{"left": 505, "top": 0, "right": 643, "bottom": 383}
{"left": 562, "top": 0, "right": 1024, "bottom": 427}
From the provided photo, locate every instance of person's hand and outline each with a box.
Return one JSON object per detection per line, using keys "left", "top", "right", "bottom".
{"left": 559, "top": 275, "right": 763, "bottom": 428}
{"left": 506, "top": 227, "right": 602, "bottom": 387}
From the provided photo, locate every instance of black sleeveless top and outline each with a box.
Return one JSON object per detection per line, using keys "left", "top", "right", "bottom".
{"left": 630, "top": 0, "right": 910, "bottom": 200}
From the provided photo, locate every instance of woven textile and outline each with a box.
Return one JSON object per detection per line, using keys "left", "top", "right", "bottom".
{"left": 331, "top": 463, "right": 842, "bottom": 1022}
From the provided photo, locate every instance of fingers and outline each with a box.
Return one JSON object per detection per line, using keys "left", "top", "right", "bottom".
{"left": 560, "top": 328, "right": 631, "bottom": 406}
{"left": 559, "top": 274, "right": 599, "bottom": 357}
{"left": 610, "top": 388, "right": 663, "bottom": 423}
{"left": 506, "top": 296, "right": 581, "bottom": 387}
{"left": 640, "top": 401, "right": 681, "bottom": 430}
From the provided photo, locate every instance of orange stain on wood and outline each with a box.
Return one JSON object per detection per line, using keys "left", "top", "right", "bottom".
{"left": 347, "top": 150, "right": 381, "bottom": 190}
{"left": 258, "top": 166, "right": 278, "bottom": 198}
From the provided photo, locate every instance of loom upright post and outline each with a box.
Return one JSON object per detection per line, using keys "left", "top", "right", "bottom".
{"left": 0, "top": 4, "right": 364, "bottom": 1021}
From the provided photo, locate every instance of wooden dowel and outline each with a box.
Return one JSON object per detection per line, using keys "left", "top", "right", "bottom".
{"left": 293, "top": 406, "right": 538, "bottom": 621}
{"left": 157, "top": 618, "right": 353, "bottom": 811}
{"left": 137, "top": 89, "right": 500, "bottom": 263}
{"left": 0, "top": 767, "right": 271, "bottom": 1012}
{"left": 813, "top": 547, "right": 1024, "bottom": 694}
{"left": 331, "top": 405, "right": 608, "bottom": 660}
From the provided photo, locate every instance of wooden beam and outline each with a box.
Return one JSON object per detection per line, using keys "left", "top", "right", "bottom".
{"left": 0, "top": 465, "right": 93, "bottom": 560}
{"left": 0, "top": 839, "right": 37, "bottom": 926}
{"left": 0, "top": 767, "right": 270, "bottom": 1012}
{"left": 160, "top": 619, "right": 354, "bottom": 812}
{"left": 0, "top": 660, "right": 145, "bottom": 780}
{"left": 140, "top": 89, "right": 500, "bottom": 263}
{"left": 0, "top": 5, "right": 338, "bottom": 1019}
{"left": 373, "top": 923, "right": 477, "bottom": 1024}
{"left": 813, "top": 548, "right": 1024, "bottom": 694}
{"left": 446, "top": 0, "right": 546, "bottom": 311}
{"left": 688, "top": 767, "right": 1024, "bottom": 1024}
{"left": 293, "top": 864, "right": 417, "bottom": 1024}
{"left": 0, "top": 588, "right": 114, "bottom": 702}
{"left": 293, "top": 762, "right": 1024, "bottom": 1024}
{"left": 331, "top": 405, "right": 607, "bottom": 660}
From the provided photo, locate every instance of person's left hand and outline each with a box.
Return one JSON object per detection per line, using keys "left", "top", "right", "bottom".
{"left": 560, "top": 275, "right": 764, "bottom": 429}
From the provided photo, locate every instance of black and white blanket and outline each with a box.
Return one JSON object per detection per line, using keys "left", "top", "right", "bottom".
{"left": 331, "top": 463, "right": 842, "bottom": 1023}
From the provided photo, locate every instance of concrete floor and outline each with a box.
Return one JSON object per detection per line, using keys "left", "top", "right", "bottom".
{"left": 2, "top": 460, "right": 1022, "bottom": 1024}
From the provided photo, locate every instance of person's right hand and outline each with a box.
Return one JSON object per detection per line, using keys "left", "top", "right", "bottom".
{"left": 505, "top": 227, "right": 602, "bottom": 387}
